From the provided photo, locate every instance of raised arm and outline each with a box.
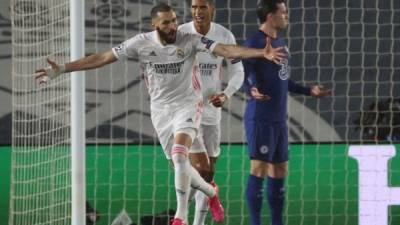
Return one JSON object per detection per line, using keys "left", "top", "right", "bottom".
{"left": 212, "top": 38, "right": 285, "bottom": 64}
{"left": 35, "top": 50, "right": 117, "bottom": 83}
{"left": 65, "top": 50, "right": 117, "bottom": 72}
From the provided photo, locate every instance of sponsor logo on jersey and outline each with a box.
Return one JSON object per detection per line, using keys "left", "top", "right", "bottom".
{"left": 176, "top": 48, "right": 185, "bottom": 59}
{"left": 200, "top": 36, "right": 215, "bottom": 49}
{"left": 198, "top": 63, "right": 217, "bottom": 76}
{"left": 149, "top": 51, "right": 157, "bottom": 56}
{"left": 147, "top": 61, "right": 184, "bottom": 74}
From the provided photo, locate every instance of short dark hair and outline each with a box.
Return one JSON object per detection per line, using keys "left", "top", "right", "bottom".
{"left": 151, "top": 2, "right": 173, "bottom": 19}
{"left": 256, "top": 0, "right": 285, "bottom": 23}
{"left": 187, "top": 0, "right": 215, "bottom": 6}
{"left": 204, "top": 0, "right": 215, "bottom": 5}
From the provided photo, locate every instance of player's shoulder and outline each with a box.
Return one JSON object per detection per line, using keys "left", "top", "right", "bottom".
{"left": 207, "top": 22, "right": 236, "bottom": 44}
{"left": 245, "top": 30, "right": 266, "bottom": 48}
{"left": 211, "top": 22, "right": 232, "bottom": 34}
{"left": 177, "top": 29, "right": 201, "bottom": 42}
{"left": 178, "top": 21, "right": 193, "bottom": 33}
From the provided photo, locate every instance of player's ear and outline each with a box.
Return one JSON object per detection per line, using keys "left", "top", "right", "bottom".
{"left": 151, "top": 18, "right": 158, "bottom": 29}
{"left": 266, "top": 13, "right": 273, "bottom": 22}
{"left": 209, "top": 4, "right": 215, "bottom": 19}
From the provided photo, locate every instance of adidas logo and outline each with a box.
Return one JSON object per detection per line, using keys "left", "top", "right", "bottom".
{"left": 186, "top": 118, "right": 193, "bottom": 123}
{"left": 149, "top": 51, "right": 157, "bottom": 56}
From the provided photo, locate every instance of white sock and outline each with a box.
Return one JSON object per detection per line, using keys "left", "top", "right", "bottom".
{"left": 192, "top": 191, "right": 209, "bottom": 225}
{"left": 171, "top": 144, "right": 191, "bottom": 221}
{"left": 188, "top": 187, "right": 197, "bottom": 202}
{"left": 189, "top": 166, "right": 215, "bottom": 197}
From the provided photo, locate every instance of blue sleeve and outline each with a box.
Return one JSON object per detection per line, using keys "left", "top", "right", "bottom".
{"left": 241, "top": 39, "right": 259, "bottom": 94}
{"left": 288, "top": 80, "right": 311, "bottom": 96}
{"left": 242, "top": 60, "right": 257, "bottom": 95}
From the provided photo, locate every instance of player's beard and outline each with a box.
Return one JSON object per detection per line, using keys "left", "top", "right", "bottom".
{"left": 157, "top": 27, "right": 177, "bottom": 44}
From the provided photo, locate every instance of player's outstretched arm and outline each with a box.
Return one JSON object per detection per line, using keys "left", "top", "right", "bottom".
{"left": 35, "top": 50, "right": 117, "bottom": 84}
{"left": 212, "top": 38, "right": 285, "bottom": 63}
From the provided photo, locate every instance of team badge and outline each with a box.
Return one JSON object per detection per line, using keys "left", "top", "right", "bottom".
{"left": 260, "top": 145, "right": 269, "bottom": 154}
{"left": 201, "top": 36, "right": 215, "bottom": 49}
{"left": 176, "top": 48, "right": 185, "bottom": 59}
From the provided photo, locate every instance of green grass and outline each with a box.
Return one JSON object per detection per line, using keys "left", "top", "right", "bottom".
{"left": 1, "top": 144, "right": 400, "bottom": 225}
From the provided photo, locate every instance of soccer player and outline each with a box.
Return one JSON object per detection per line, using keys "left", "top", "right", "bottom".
{"left": 242, "top": 1, "right": 331, "bottom": 225}
{"left": 35, "top": 3, "right": 284, "bottom": 225}
{"left": 178, "top": 0, "right": 244, "bottom": 224}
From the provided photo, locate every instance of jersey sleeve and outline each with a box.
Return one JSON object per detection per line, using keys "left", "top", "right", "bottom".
{"left": 288, "top": 80, "right": 311, "bottom": 96}
{"left": 242, "top": 38, "right": 259, "bottom": 94}
{"left": 223, "top": 32, "right": 245, "bottom": 98}
{"left": 190, "top": 33, "right": 219, "bottom": 54}
{"left": 112, "top": 35, "right": 141, "bottom": 60}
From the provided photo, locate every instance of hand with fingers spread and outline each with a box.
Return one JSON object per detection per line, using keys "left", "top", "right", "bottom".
{"left": 250, "top": 87, "right": 271, "bottom": 101}
{"left": 35, "top": 59, "right": 66, "bottom": 84}
{"left": 310, "top": 85, "right": 332, "bottom": 98}
{"left": 263, "top": 37, "right": 286, "bottom": 64}
{"left": 208, "top": 93, "right": 228, "bottom": 107}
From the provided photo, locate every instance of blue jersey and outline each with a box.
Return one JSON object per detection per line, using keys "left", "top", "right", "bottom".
{"left": 243, "top": 30, "right": 310, "bottom": 123}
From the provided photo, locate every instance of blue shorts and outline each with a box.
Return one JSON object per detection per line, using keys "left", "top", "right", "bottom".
{"left": 245, "top": 121, "right": 288, "bottom": 163}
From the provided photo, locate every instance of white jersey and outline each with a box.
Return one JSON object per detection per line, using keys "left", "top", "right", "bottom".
{"left": 178, "top": 22, "right": 244, "bottom": 125}
{"left": 112, "top": 30, "right": 218, "bottom": 108}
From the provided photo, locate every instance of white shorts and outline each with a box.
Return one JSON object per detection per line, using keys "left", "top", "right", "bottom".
{"left": 151, "top": 100, "right": 203, "bottom": 159}
{"left": 190, "top": 124, "right": 221, "bottom": 158}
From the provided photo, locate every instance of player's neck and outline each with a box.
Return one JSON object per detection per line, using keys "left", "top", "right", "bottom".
{"left": 194, "top": 22, "right": 211, "bottom": 36}
{"left": 259, "top": 23, "right": 278, "bottom": 39}
{"left": 156, "top": 32, "right": 168, "bottom": 46}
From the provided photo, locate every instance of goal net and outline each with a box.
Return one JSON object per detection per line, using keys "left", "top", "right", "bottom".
{"left": 10, "top": 0, "right": 71, "bottom": 225}
{"left": 10, "top": 0, "right": 400, "bottom": 225}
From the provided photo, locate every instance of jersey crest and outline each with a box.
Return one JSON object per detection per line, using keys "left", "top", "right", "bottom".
{"left": 176, "top": 48, "right": 185, "bottom": 59}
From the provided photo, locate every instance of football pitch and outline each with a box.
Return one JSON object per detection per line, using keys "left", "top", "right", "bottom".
{"left": 1, "top": 144, "right": 400, "bottom": 225}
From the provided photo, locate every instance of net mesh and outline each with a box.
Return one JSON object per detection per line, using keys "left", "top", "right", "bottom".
{"left": 10, "top": 0, "right": 400, "bottom": 225}
{"left": 10, "top": 0, "right": 71, "bottom": 225}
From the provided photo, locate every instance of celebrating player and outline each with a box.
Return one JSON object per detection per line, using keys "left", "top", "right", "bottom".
{"left": 35, "top": 3, "right": 284, "bottom": 225}
{"left": 243, "top": 1, "right": 331, "bottom": 225}
{"left": 178, "top": 0, "right": 245, "bottom": 224}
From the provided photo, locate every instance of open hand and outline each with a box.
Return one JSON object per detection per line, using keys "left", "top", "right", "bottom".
{"left": 310, "top": 85, "right": 332, "bottom": 98}
{"left": 264, "top": 37, "right": 286, "bottom": 64}
{"left": 250, "top": 87, "right": 271, "bottom": 101}
{"left": 35, "top": 58, "right": 64, "bottom": 84}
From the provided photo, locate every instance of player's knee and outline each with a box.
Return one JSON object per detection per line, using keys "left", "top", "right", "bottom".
{"left": 175, "top": 127, "right": 197, "bottom": 145}
{"left": 250, "top": 160, "right": 268, "bottom": 177}
{"left": 250, "top": 167, "right": 267, "bottom": 177}
{"left": 268, "top": 163, "right": 287, "bottom": 178}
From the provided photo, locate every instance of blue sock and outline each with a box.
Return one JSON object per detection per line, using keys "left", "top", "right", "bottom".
{"left": 246, "top": 174, "right": 264, "bottom": 225}
{"left": 267, "top": 177, "right": 285, "bottom": 225}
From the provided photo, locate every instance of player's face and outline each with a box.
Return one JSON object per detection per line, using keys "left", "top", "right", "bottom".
{"left": 271, "top": 3, "right": 289, "bottom": 30}
{"left": 153, "top": 10, "right": 178, "bottom": 44}
{"left": 191, "top": 0, "right": 214, "bottom": 27}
